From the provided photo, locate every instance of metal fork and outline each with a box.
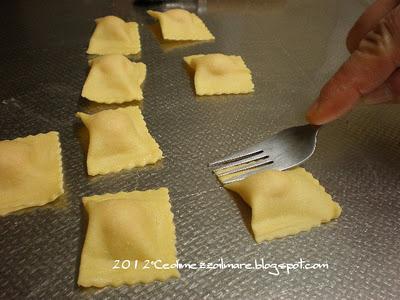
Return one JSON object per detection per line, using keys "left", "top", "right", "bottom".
{"left": 209, "top": 124, "right": 321, "bottom": 184}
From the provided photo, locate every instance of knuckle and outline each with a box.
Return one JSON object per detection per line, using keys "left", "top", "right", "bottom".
{"left": 358, "top": 6, "right": 400, "bottom": 62}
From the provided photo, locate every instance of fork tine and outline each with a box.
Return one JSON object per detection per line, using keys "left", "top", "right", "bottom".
{"left": 213, "top": 124, "right": 321, "bottom": 185}
{"left": 212, "top": 152, "right": 268, "bottom": 172}
{"left": 220, "top": 162, "right": 283, "bottom": 185}
{"left": 208, "top": 144, "right": 264, "bottom": 167}
{"left": 215, "top": 157, "right": 273, "bottom": 176}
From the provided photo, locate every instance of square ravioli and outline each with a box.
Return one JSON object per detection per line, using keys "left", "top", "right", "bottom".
{"left": 87, "top": 15, "right": 141, "bottom": 55}
{"left": 224, "top": 168, "right": 342, "bottom": 242}
{"left": 0, "top": 132, "right": 64, "bottom": 216}
{"left": 78, "top": 188, "right": 179, "bottom": 287}
{"left": 147, "top": 9, "right": 214, "bottom": 41}
{"left": 184, "top": 53, "right": 254, "bottom": 96}
{"left": 82, "top": 54, "right": 146, "bottom": 103}
{"left": 76, "top": 107, "right": 162, "bottom": 176}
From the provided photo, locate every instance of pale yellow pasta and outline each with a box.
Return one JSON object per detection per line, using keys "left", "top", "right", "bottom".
{"left": 0, "top": 132, "right": 64, "bottom": 216}
{"left": 87, "top": 16, "right": 141, "bottom": 55}
{"left": 82, "top": 54, "right": 146, "bottom": 103}
{"left": 224, "top": 168, "right": 342, "bottom": 242}
{"left": 147, "top": 9, "right": 214, "bottom": 41}
{"left": 78, "top": 188, "right": 179, "bottom": 287}
{"left": 184, "top": 53, "right": 254, "bottom": 96}
{"left": 76, "top": 107, "right": 162, "bottom": 176}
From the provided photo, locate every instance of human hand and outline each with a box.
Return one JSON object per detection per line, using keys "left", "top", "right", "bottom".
{"left": 307, "top": 0, "right": 400, "bottom": 125}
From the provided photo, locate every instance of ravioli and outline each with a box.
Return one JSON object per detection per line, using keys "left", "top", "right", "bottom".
{"left": 87, "top": 15, "right": 141, "bottom": 55}
{"left": 224, "top": 168, "right": 341, "bottom": 242}
{"left": 78, "top": 188, "right": 179, "bottom": 287}
{"left": 76, "top": 107, "right": 162, "bottom": 176}
{"left": 82, "top": 54, "right": 146, "bottom": 103}
{"left": 0, "top": 132, "right": 64, "bottom": 216}
{"left": 147, "top": 23, "right": 206, "bottom": 53}
{"left": 184, "top": 53, "right": 254, "bottom": 95}
{"left": 147, "top": 9, "right": 214, "bottom": 41}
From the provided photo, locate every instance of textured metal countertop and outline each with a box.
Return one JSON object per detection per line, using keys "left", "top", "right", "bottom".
{"left": 1, "top": 0, "right": 400, "bottom": 299}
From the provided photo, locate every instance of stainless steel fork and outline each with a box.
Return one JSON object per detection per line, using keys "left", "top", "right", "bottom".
{"left": 209, "top": 124, "right": 321, "bottom": 184}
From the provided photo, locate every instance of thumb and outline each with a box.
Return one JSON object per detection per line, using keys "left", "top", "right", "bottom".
{"left": 362, "top": 69, "right": 400, "bottom": 104}
{"left": 307, "top": 5, "right": 400, "bottom": 125}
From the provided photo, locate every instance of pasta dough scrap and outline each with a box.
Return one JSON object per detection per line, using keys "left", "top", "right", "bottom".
{"left": 184, "top": 53, "right": 254, "bottom": 95}
{"left": 82, "top": 54, "right": 146, "bottom": 103}
{"left": 147, "top": 9, "right": 214, "bottom": 41}
{"left": 76, "top": 107, "right": 162, "bottom": 176}
{"left": 78, "top": 188, "right": 179, "bottom": 287}
{"left": 87, "top": 15, "right": 141, "bottom": 55}
{"left": 224, "top": 168, "right": 342, "bottom": 242}
{"left": 0, "top": 132, "right": 64, "bottom": 216}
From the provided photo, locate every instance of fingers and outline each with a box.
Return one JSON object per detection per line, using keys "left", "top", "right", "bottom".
{"left": 347, "top": 0, "right": 399, "bottom": 52}
{"left": 363, "top": 69, "right": 400, "bottom": 104}
{"left": 307, "top": 6, "right": 400, "bottom": 124}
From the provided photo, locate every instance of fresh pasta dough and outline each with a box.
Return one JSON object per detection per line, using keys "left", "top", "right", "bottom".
{"left": 82, "top": 54, "right": 146, "bottom": 103}
{"left": 184, "top": 53, "right": 254, "bottom": 95}
{"left": 87, "top": 15, "right": 141, "bottom": 55}
{"left": 78, "top": 188, "right": 179, "bottom": 287}
{"left": 76, "top": 107, "right": 162, "bottom": 176}
{"left": 0, "top": 132, "right": 64, "bottom": 216}
{"left": 224, "top": 168, "right": 341, "bottom": 242}
{"left": 147, "top": 9, "right": 214, "bottom": 41}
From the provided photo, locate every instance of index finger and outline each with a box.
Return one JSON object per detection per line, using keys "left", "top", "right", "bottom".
{"left": 307, "top": 8, "right": 400, "bottom": 124}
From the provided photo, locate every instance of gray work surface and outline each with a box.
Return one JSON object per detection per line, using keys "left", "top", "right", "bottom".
{"left": 1, "top": 0, "right": 399, "bottom": 299}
